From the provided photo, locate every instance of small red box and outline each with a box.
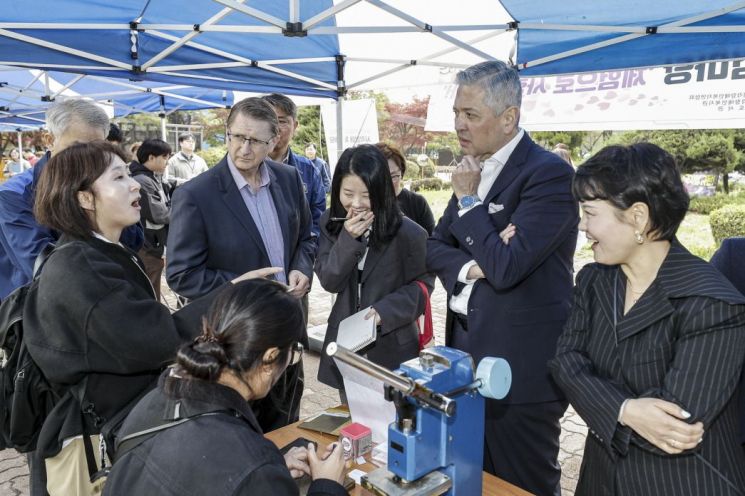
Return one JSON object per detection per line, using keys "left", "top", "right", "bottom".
{"left": 339, "top": 422, "right": 372, "bottom": 461}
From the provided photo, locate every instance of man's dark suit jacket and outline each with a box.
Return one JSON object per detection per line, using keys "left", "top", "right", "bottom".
{"left": 712, "top": 237, "right": 745, "bottom": 294}
{"left": 711, "top": 236, "right": 745, "bottom": 445}
{"left": 550, "top": 243, "right": 745, "bottom": 495}
{"left": 166, "top": 156, "right": 315, "bottom": 300}
{"left": 426, "top": 133, "right": 578, "bottom": 404}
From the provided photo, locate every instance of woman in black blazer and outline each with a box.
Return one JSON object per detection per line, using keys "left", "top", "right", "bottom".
{"left": 548, "top": 143, "right": 745, "bottom": 495}
{"left": 315, "top": 144, "right": 433, "bottom": 391}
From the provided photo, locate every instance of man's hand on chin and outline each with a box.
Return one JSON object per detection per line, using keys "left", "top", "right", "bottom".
{"left": 452, "top": 155, "right": 481, "bottom": 200}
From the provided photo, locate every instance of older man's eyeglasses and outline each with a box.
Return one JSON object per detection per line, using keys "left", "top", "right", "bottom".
{"left": 227, "top": 133, "right": 272, "bottom": 149}
{"left": 289, "top": 342, "right": 304, "bottom": 366}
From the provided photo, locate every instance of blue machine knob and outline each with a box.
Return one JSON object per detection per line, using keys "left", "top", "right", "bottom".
{"left": 475, "top": 357, "right": 512, "bottom": 400}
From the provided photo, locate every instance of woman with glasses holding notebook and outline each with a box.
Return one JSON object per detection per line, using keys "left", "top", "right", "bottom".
{"left": 105, "top": 279, "right": 347, "bottom": 496}
{"left": 315, "top": 144, "right": 434, "bottom": 394}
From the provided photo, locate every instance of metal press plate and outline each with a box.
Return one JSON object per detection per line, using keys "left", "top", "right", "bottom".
{"left": 361, "top": 468, "right": 452, "bottom": 496}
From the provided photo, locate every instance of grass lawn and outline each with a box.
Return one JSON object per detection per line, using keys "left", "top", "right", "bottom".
{"left": 419, "top": 189, "right": 718, "bottom": 261}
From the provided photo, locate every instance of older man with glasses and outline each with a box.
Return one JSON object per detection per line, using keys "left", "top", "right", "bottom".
{"left": 166, "top": 97, "right": 315, "bottom": 431}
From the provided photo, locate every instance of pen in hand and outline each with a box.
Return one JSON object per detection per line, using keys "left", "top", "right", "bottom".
{"left": 329, "top": 217, "right": 349, "bottom": 222}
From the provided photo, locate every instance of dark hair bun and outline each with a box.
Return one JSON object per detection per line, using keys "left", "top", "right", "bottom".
{"left": 176, "top": 340, "right": 228, "bottom": 381}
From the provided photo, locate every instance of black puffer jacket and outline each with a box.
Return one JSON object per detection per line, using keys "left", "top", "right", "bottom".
{"left": 23, "top": 234, "right": 217, "bottom": 457}
{"left": 104, "top": 372, "right": 346, "bottom": 496}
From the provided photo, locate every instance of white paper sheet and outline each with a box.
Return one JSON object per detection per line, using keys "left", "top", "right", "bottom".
{"left": 334, "top": 357, "right": 397, "bottom": 445}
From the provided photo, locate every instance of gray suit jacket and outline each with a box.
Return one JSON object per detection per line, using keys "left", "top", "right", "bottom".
{"left": 166, "top": 156, "right": 314, "bottom": 299}
{"left": 550, "top": 242, "right": 745, "bottom": 495}
{"left": 315, "top": 211, "right": 433, "bottom": 389}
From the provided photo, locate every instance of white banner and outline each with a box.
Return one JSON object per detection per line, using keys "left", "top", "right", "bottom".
{"left": 321, "top": 99, "right": 380, "bottom": 171}
{"left": 426, "top": 60, "right": 745, "bottom": 132}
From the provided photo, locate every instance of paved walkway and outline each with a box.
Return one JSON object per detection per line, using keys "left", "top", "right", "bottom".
{"left": 0, "top": 257, "right": 592, "bottom": 495}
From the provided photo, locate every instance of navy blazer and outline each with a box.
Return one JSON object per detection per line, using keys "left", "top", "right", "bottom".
{"left": 712, "top": 237, "right": 745, "bottom": 295}
{"left": 711, "top": 236, "right": 745, "bottom": 445}
{"left": 550, "top": 243, "right": 745, "bottom": 495}
{"left": 426, "top": 133, "right": 578, "bottom": 404}
{"left": 166, "top": 156, "right": 315, "bottom": 300}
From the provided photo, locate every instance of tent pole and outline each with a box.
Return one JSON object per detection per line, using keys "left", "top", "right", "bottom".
{"left": 335, "top": 98, "right": 343, "bottom": 165}
{"left": 16, "top": 129, "right": 23, "bottom": 157}
{"left": 159, "top": 94, "right": 167, "bottom": 141}
{"left": 335, "top": 55, "right": 346, "bottom": 167}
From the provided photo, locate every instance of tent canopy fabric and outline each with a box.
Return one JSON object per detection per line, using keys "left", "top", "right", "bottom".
{"left": 502, "top": 0, "right": 745, "bottom": 75}
{"left": 1, "top": 1, "right": 744, "bottom": 136}
{"left": 0, "top": 1, "right": 515, "bottom": 100}
{"left": 0, "top": 0, "right": 342, "bottom": 98}
{"left": 1, "top": 1, "right": 744, "bottom": 99}
{"left": 0, "top": 66, "right": 233, "bottom": 131}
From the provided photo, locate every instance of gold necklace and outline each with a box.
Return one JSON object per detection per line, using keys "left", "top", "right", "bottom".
{"left": 627, "top": 283, "right": 646, "bottom": 304}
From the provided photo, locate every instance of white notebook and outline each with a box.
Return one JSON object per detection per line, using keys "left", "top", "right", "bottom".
{"left": 336, "top": 307, "right": 377, "bottom": 352}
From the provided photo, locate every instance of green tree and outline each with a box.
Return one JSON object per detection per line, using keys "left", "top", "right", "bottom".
{"left": 380, "top": 97, "right": 431, "bottom": 154}
{"left": 685, "top": 133, "right": 739, "bottom": 194}
{"left": 291, "top": 105, "right": 327, "bottom": 160}
{"left": 615, "top": 129, "right": 743, "bottom": 193}
{"left": 196, "top": 109, "right": 229, "bottom": 147}
{"left": 531, "top": 131, "right": 585, "bottom": 151}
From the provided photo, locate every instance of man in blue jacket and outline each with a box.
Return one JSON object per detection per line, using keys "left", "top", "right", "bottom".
{"left": 0, "top": 98, "right": 143, "bottom": 300}
{"left": 262, "top": 93, "right": 326, "bottom": 238}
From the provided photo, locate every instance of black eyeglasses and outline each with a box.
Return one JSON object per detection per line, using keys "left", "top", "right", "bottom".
{"left": 227, "top": 132, "right": 272, "bottom": 148}
{"left": 289, "top": 342, "right": 304, "bottom": 366}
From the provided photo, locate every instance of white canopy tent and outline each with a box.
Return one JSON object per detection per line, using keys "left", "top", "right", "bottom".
{"left": 2, "top": 0, "right": 744, "bottom": 153}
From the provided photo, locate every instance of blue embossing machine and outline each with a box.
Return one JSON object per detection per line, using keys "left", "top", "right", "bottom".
{"left": 326, "top": 343, "right": 511, "bottom": 496}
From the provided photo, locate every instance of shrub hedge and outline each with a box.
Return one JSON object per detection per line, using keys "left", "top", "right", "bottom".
{"left": 410, "top": 178, "right": 445, "bottom": 191}
{"left": 689, "top": 192, "right": 745, "bottom": 215}
{"left": 403, "top": 160, "right": 420, "bottom": 180}
{"left": 710, "top": 204, "right": 745, "bottom": 244}
{"left": 199, "top": 145, "right": 227, "bottom": 168}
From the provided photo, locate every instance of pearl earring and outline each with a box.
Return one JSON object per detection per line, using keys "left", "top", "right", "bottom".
{"left": 634, "top": 231, "right": 644, "bottom": 244}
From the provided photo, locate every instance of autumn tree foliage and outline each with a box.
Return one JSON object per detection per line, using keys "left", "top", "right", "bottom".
{"left": 380, "top": 97, "right": 431, "bottom": 154}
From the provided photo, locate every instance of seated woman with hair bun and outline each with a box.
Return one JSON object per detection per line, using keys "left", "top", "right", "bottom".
{"left": 104, "top": 279, "right": 347, "bottom": 496}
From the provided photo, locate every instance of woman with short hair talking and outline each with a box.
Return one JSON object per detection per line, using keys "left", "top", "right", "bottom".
{"left": 104, "top": 279, "right": 346, "bottom": 495}
{"left": 549, "top": 143, "right": 745, "bottom": 495}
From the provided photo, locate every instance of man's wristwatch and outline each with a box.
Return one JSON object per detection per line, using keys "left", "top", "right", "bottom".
{"left": 458, "top": 195, "right": 480, "bottom": 209}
